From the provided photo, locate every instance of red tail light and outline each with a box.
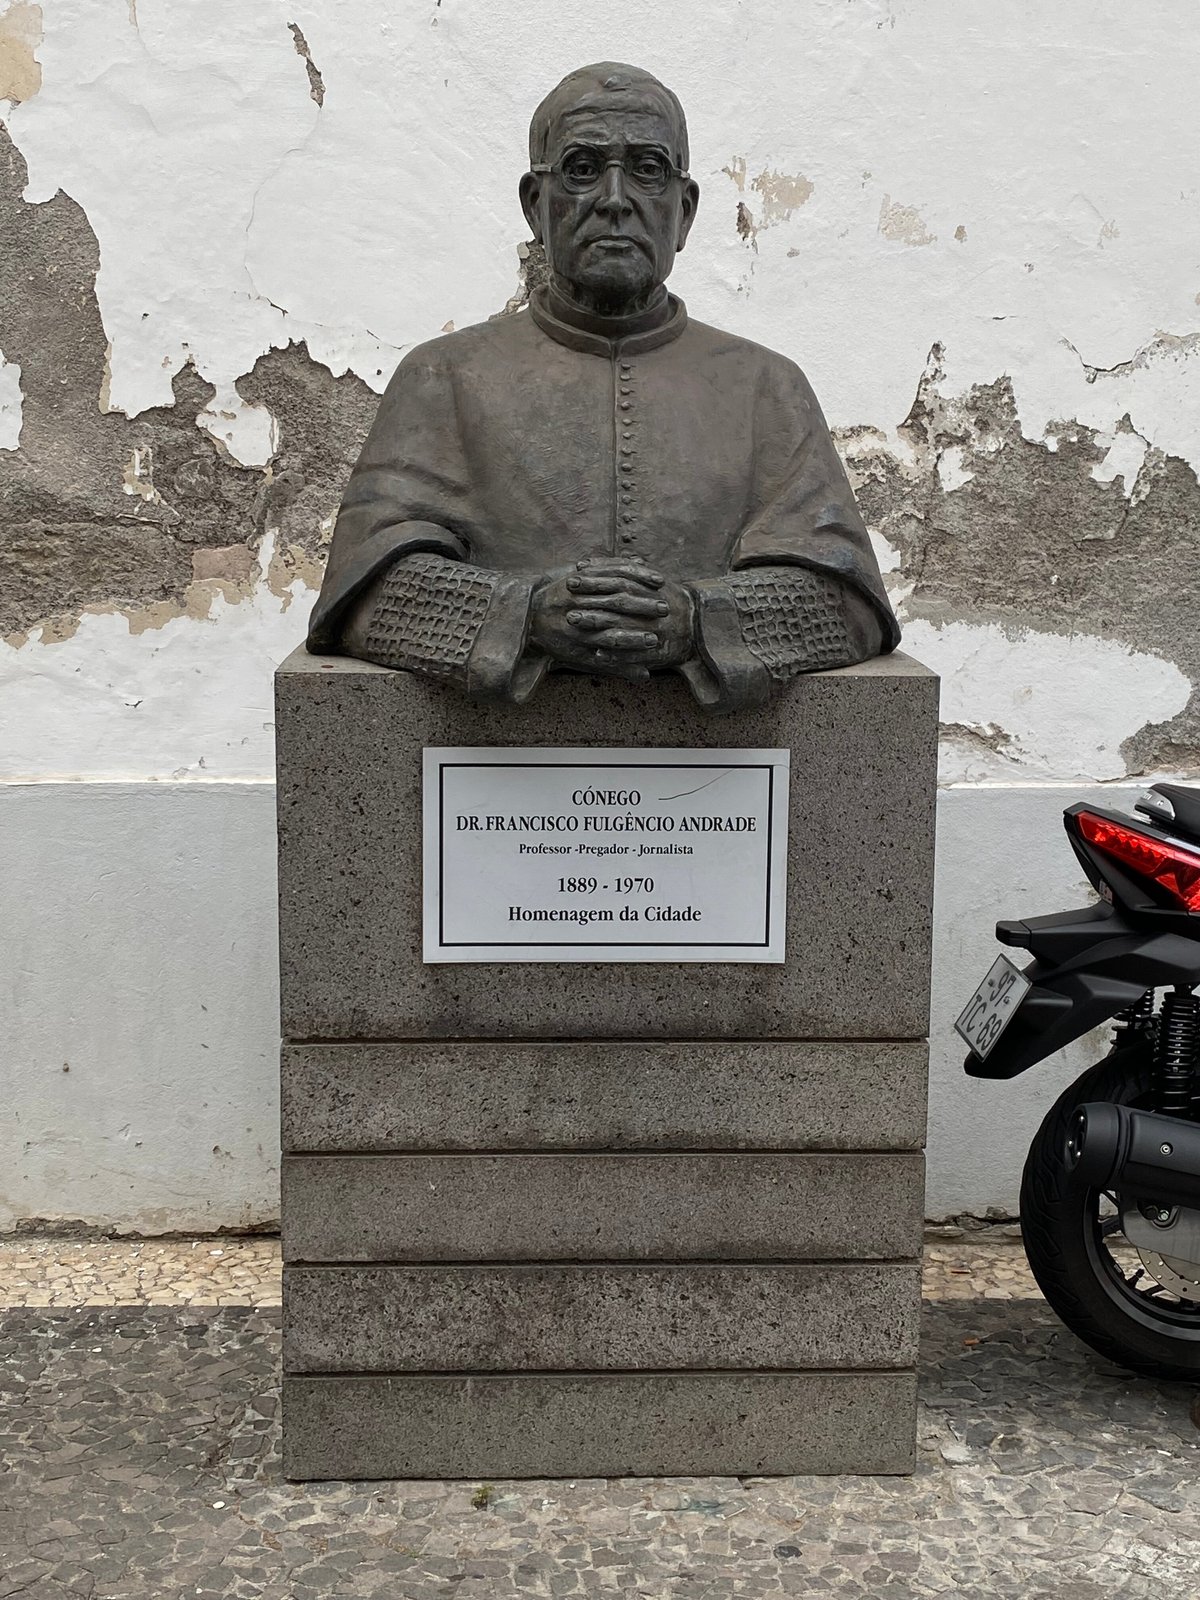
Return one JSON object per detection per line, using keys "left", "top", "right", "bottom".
{"left": 1077, "top": 811, "right": 1200, "bottom": 912}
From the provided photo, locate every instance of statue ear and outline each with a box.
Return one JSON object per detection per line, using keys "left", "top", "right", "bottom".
{"left": 676, "top": 178, "right": 699, "bottom": 253}
{"left": 519, "top": 171, "right": 544, "bottom": 241}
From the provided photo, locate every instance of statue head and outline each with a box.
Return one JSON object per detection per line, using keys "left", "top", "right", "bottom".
{"left": 520, "top": 63, "right": 700, "bottom": 314}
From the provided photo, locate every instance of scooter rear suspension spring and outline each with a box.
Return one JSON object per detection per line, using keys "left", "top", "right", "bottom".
{"left": 1156, "top": 986, "right": 1199, "bottom": 1116}
{"left": 1113, "top": 988, "right": 1157, "bottom": 1043}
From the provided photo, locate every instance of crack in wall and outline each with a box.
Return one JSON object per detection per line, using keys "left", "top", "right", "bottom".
{"left": 939, "top": 722, "right": 1019, "bottom": 760}
{"left": 1063, "top": 329, "right": 1200, "bottom": 385}
{"left": 287, "top": 22, "right": 325, "bottom": 108}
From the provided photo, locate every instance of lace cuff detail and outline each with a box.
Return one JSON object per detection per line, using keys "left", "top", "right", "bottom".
{"left": 362, "top": 553, "right": 497, "bottom": 683}
{"left": 725, "top": 568, "right": 854, "bottom": 682}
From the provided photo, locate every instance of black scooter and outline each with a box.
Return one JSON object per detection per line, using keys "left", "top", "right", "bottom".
{"left": 958, "top": 781, "right": 1200, "bottom": 1379}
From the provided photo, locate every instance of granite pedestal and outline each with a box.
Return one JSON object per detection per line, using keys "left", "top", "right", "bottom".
{"left": 276, "top": 649, "right": 938, "bottom": 1479}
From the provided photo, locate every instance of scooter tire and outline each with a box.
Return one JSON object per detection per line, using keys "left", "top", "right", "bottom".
{"left": 1020, "top": 1042, "right": 1200, "bottom": 1381}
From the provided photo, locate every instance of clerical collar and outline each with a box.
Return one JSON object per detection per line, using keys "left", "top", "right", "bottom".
{"left": 529, "top": 284, "right": 688, "bottom": 357}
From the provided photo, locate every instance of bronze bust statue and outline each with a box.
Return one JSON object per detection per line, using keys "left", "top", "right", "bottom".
{"left": 307, "top": 63, "right": 899, "bottom": 712}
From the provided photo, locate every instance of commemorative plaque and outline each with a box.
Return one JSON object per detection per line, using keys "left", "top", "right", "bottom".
{"left": 423, "top": 746, "right": 790, "bottom": 962}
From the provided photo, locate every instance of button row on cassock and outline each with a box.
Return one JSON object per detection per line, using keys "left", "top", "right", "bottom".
{"left": 618, "top": 359, "right": 637, "bottom": 545}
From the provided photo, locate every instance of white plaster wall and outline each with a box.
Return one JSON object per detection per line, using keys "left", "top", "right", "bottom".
{"left": 926, "top": 784, "right": 1144, "bottom": 1219}
{"left": 4, "top": 0, "right": 1200, "bottom": 1227}
{"left": 1, "top": 782, "right": 280, "bottom": 1234}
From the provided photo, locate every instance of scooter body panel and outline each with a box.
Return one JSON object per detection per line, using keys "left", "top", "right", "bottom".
{"left": 964, "top": 905, "right": 1200, "bottom": 1079}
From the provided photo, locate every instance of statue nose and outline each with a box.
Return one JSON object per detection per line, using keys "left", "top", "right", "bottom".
{"left": 596, "top": 162, "right": 633, "bottom": 214}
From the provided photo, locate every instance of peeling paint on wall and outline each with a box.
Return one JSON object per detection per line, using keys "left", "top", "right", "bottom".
{"left": 3, "top": 1, "right": 514, "bottom": 420}
{"left": 723, "top": 157, "right": 813, "bottom": 248}
{"left": 845, "top": 356, "right": 1200, "bottom": 775}
{"left": 0, "top": 110, "right": 381, "bottom": 778}
{"left": 0, "top": 348, "right": 21, "bottom": 448}
{"left": 195, "top": 386, "right": 279, "bottom": 469}
{"left": 0, "top": 124, "right": 375, "bottom": 648}
{"left": 0, "top": 0, "right": 41, "bottom": 105}
{"left": 878, "top": 195, "right": 934, "bottom": 248}
{"left": 902, "top": 618, "right": 1189, "bottom": 783}
{"left": 1091, "top": 426, "right": 1148, "bottom": 498}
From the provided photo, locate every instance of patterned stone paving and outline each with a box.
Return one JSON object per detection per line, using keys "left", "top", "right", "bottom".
{"left": 0, "top": 1237, "right": 284, "bottom": 1309}
{"left": 2, "top": 1238, "right": 1198, "bottom": 1598}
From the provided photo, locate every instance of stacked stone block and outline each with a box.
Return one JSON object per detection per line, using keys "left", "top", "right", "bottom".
{"left": 275, "top": 648, "right": 937, "bottom": 1478}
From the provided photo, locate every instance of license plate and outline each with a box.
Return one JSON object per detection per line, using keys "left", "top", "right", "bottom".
{"left": 955, "top": 955, "right": 1031, "bottom": 1060}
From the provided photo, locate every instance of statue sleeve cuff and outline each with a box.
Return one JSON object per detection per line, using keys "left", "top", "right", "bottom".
{"left": 679, "top": 580, "right": 772, "bottom": 713}
{"left": 308, "top": 521, "right": 469, "bottom": 651}
{"left": 465, "top": 574, "right": 546, "bottom": 703}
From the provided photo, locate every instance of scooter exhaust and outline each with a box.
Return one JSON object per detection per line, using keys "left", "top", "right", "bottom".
{"left": 1066, "top": 1102, "right": 1200, "bottom": 1206}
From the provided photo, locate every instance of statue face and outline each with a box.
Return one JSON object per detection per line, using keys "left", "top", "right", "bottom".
{"left": 521, "top": 105, "right": 699, "bottom": 307}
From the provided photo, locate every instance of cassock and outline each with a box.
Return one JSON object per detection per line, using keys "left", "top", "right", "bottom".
{"left": 308, "top": 287, "right": 899, "bottom": 708}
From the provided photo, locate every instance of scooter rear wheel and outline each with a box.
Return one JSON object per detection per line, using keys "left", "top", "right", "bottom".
{"left": 1020, "top": 1042, "right": 1200, "bottom": 1380}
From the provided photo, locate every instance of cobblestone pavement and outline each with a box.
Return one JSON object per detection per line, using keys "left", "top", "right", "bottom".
{"left": 0, "top": 1237, "right": 284, "bottom": 1309}
{"left": 2, "top": 1239, "right": 1198, "bottom": 1598}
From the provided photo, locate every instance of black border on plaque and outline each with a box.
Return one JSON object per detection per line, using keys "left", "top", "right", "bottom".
{"left": 435, "top": 760, "right": 779, "bottom": 950}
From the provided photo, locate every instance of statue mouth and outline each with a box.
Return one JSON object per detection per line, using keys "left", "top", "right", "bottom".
{"left": 587, "top": 237, "right": 642, "bottom": 255}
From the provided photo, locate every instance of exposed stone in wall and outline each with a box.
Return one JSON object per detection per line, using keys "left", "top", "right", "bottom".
{"left": 0, "top": 124, "right": 376, "bottom": 641}
{"left": 492, "top": 238, "right": 550, "bottom": 319}
{"left": 287, "top": 22, "right": 325, "bottom": 108}
{"left": 846, "top": 354, "right": 1200, "bottom": 774}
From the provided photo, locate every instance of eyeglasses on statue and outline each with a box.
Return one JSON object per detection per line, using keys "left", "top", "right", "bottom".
{"left": 531, "top": 144, "right": 691, "bottom": 196}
